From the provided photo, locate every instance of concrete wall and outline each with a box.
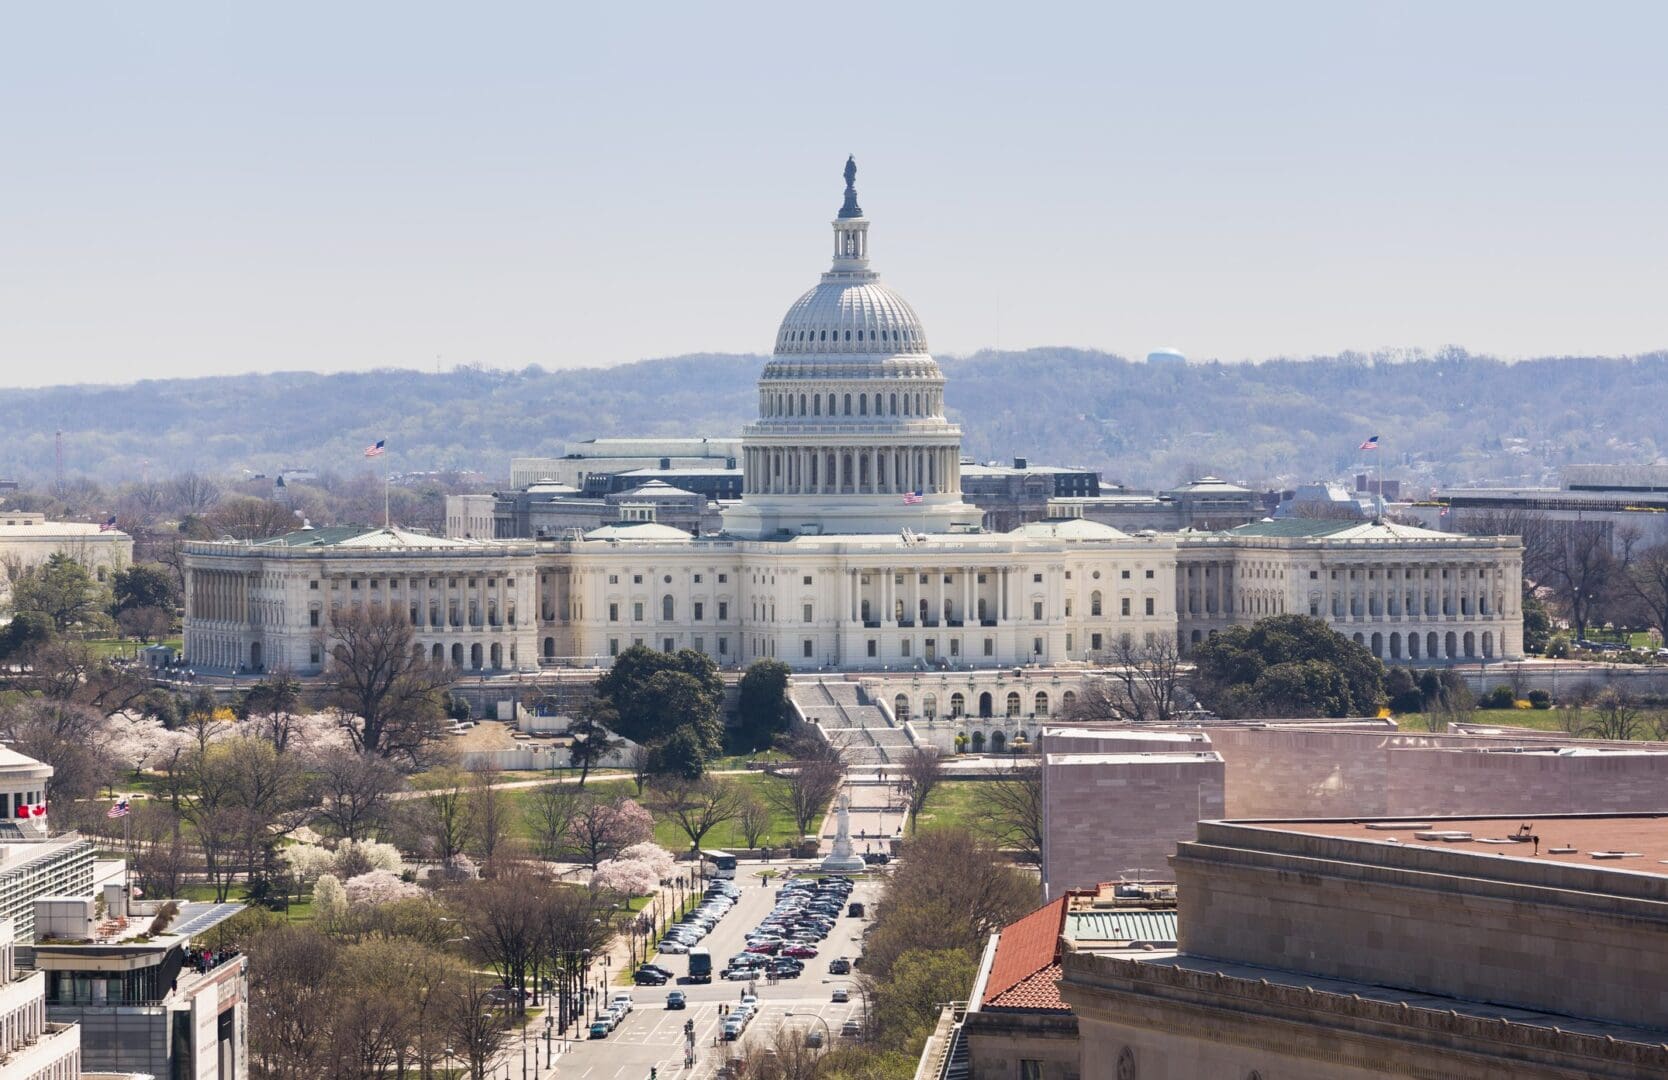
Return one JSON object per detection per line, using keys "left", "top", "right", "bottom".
{"left": 1041, "top": 753, "right": 1223, "bottom": 900}
{"left": 1206, "top": 726, "right": 1668, "bottom": 819}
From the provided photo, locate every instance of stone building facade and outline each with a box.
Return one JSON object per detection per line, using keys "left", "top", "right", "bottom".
{"left": 181, "top": 162, "right": 1523, "bottom": 676}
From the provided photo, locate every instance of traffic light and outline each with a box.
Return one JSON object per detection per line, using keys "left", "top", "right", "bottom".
{"left": 650, "top": 1070, "right": 657, "bottom": 1080}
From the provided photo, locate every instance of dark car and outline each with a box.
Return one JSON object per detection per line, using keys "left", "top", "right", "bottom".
{"left": 847, "top": 902, "right": 865, "bottom": 917}
{"left": 484, "top": 986, "right": 526, "bottom": 1007}
{"left": 634, "top": 967, "right": 669, "bottom": 985}
{"left": 666, "top": 991, "right": 687, "bottom": 1009}
{"left": 828, "top": 957, "right": 851, "bottom": 974}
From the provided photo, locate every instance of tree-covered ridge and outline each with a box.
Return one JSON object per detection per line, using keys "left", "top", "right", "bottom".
{"left": 3, "top": 348, "right": 1662, "bottom": 489}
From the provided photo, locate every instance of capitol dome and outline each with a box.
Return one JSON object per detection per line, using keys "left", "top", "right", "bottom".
{"left": 774, "top": 280, "right": 928, "bottom": 356}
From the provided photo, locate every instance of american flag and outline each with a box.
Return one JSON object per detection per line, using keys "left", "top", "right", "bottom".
{"left": 107, "top": 797, "right": 130, "bottom": 819}
{"left": 1358, "top": 435, "right": 1380, "bottom": 451}
{"left": 902, "top": 490, "right": 923, "bottom": 505}
{"left": 98, "top": 515, "right": 118, "bottom": 532}
{"left": 363, "top": 439, "right": 386, "bottom": 458}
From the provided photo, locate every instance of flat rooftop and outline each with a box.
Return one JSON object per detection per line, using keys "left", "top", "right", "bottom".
{"left": 1042, "top": 727, "right": 1209, "bottom": 745}
{"left": 1044, "top": 751, "right": 1222, "bottom": 767}
{"left": 1263, "top": 814, "right": 1668, "bottom": 876}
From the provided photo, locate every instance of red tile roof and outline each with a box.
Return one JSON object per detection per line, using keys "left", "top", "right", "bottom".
{"left": 980, "top": 896, "right": 1071, "bottom": 1013}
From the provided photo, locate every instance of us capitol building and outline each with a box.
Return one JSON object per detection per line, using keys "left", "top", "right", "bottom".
{"left": 182, "top": 162, "right": 1523, "bottom": 676}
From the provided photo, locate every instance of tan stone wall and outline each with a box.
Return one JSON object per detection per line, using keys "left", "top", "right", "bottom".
{"left": 1386, "top": 748, "right": 1668, "bottom": 816}
{"left": 1041, "top": 755, "right": 1223, "bottom": 899}
{"left": 964, "top": 1016, "right": 1080, "bottom": 1080}
{"left": 1172, "top": 826, "right": 1668, "bottom": 1030}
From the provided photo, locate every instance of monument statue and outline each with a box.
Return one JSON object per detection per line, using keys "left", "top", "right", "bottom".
{"left": 820, "top": 787, "right": 866, "bottom": 872}
{"left": 838, "top": 155, "right": 863, "bottom": 219}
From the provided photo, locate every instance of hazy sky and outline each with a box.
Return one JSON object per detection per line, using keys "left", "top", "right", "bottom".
{"left": 2, "top": 2, "right": 1664, "bottom": 387}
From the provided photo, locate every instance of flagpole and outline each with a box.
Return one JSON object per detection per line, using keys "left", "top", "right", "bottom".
{"left": 383, "top": 450, "right": 391, "bottom": 529}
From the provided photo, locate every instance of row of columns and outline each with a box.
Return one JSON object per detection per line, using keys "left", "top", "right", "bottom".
{"left": 844, "top": 565, "right": 1024, "bottom": 626}
{"left": 745, "top": 445, "right": 958, "bottom": 496}
{"left": 1309, "top": 562, "right": 1516, "bottom": 620}
{"left": 190, "top": 569, "right": 249, "bottom": 623}
{"left": 759, "top": 386, "right": 942, "bottom": 419}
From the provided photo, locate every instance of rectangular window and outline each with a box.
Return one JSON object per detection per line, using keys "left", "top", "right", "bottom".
{"left": 867, "top": 639, "right": 877, "bottom": 657}
{"left": 1121, "top": 597, "right": 1131, "bottom": 616}
{"left": 694, "top": 602, "right": 704, "bottom": 621}
{"left": 609, "top": 603, "right": 619, "bottom": 622}
{"left": 633, "top": 602, "right": 644, "bottom": 621}
{"left": 693, "top": 574, "right": 703, "bottom": 583}
{"left": 609, "top": 574, "right": 619, "bottom": 585}
{"left": 663, "top": 638, "right": 675, "bottom": 652}
{"left": 1145, "top": 597, "right": 1155, "bottom": 615}
{"left": 718, "top": 601, "right": 729, "bottom": 621}
{"left": 1032, "top": 573, "right": 1042, "bottom": 583}
{"left": 633, "top": 574, "right": 643, "bottom": 584}
{"left": 1310, "top": 570, "right": 1319, "bottom": 579}
{"left": 309, "top": 580, "right": 319, "bottom": 590}
{"left": 1066, "top": 633, "right": 1073, "bottom": 651}
{"left": 1121, "top": 569, "right": 1131, "bottom": 579}
{"left": 803, "top": 639, "right": 814, "bottom": 657}
{"left": 977, "top": 573, "right": 987, "bottom": 584}
{"left": 984, "top": 637, "right": 994, "bottom": 656}
{"left": 1145, "top": 569, "right": 1154, "bottom": 579}
{"left": 634, "top": 637, "right": 644, "bottom": 648}
{"left": 608, "top": 639, "right": 620, "bottom": 657}
{"left": 309, "top": 610, "right": 320, "bottom": 627}
{"left": 901, "top": 640, "right": 912, "bottom": 657}
{"left": 350, "top": 579, "right": 360, "bottom": 590}
{"left": 919, "top": 573, "right": 929, "bottom": 584}
{"left": 803, "top": 603, "right": 814, "bottom": 623}
{"left": 950, "top": 639, "right": 960, "bottom": 656}
{"left": 1020, "top": 1061, "right": 1042, "bottom": 1080}
{"left": 310, "top": 646, "right": 321, "bottom": 665}
{"left": 1091, "top": 632, "right": 1102, "bottom": 651}
{"left": 803, "top": 575, "right": 813, "bottom": 586}
{"left": 1033, "top": 636, "right": 1043, "bottom": 654}
{"left": 1032, "top": 601, "right": 1043, "bottom": 620}
{"left": 718, "top": 574, "right": 728, "bottom": 583}
{"left": 693, "top": 636, "right": 704, "bottom": 653}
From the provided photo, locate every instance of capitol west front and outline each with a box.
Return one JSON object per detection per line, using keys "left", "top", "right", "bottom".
{"left": 182, "top": 164, "right": 1522, "bottom": 675}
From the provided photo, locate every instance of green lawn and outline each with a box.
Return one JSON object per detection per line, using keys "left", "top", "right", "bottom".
{"left": 84, "top": 636, "right": 181, "bottom": 659}
{"left": 485, "top": 771, "right": 804, "bottom": 853}
{"left": 911, "top": 780, "right": 996, "bottom": 834}
{"left": 1398, "top": 706, "right": 1663, "bottom": 739}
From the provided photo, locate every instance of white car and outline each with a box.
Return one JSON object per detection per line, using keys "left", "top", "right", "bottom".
{"left": 610, "top": 992, "right": 634, "bottom": 1014}
{"left": 659, "top": 941, "right": 690, "bottom": 954}
{"left": 739, "top": 994, "right": 759, "bottom": 1011}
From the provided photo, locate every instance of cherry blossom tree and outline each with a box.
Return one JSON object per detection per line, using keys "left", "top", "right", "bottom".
{"left": 343, "top": 869, "right": 424, "bottom": 906}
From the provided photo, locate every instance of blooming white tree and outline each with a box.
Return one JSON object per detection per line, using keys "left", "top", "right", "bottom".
{"left": 313, "top": 873, "right": 347, "bottom": 921}
{"left": 281, "top": 844, "right": 336, "bottom": 885}
{"left": 334, "top": 838, "right": 403, "bottom": 875}
{"left": 342, "top": 868, "right": 424, "bottom": 906}
{"left": 591, "top": 857, "right": 659, "bottom": 897}
{"left": 618, "top": 842, "right": 675, "bottom": 883}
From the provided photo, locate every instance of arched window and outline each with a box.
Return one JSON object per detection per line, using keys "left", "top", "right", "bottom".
{"left": 451, "top": 643, "right": 464, "bottom": 667}
{"left": 470, "top": 643, "right": 483, "bottom": 670}
{"left": 950, "top": 692, "right": 965, "bottom": 717}
{"left": 843, "top": 393, "right": 852, "bottom": 415}
{"left": 890, "top": 393, "right": 897, "bottom": 414}
{"left": 1034, "top": 691, "right": 1049, "bottom": 717}
{"left": 859, "top": 395, "right": 868, "bottom": 415}
{"left": 827, "top": 393, "right": 836, "bottom": 415}
{"left": 893, "top": 694, "right": 910, "bottom": 722}
{"left": 662, "top": 596, "right": 674, "bottom": 621}
{"left": 923, "top": 694, "right": 937, "bottom": 720}
{"left": 799, "top": 393, "right": 807, "bottom": 414}
{"left": 1006, "top": 692, "right": 1021, "bottom": 717}
{"left": 991, "top": 731, "right": 1007, "bottom": 753}
{"left": 978, "top": 692, "right": 993, "bottom": 717}
{"left": 874, "top": 393, "right": 882, "bottom": 415}
{"left": 1061, "top": 690, "right": 1076, "bottom": 713}
{"left": 814, "top": 395, "right": 822, "bottom": 416}
{"left": 971, "top": 731, "right": 986, "bottom": 752}
{"left": 1091, "top": 590, "right": 1102, "bottom": 616}
{"left": 903, "top": 395, "right": 911, "bottom": 416}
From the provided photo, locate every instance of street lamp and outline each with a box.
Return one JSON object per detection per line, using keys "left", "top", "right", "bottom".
{"left": 784, "top": 1011, "right": 832, "bottom": 1050}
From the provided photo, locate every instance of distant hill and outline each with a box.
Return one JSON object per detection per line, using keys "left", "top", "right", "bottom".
{"left": 2, "top": 348, "right": 1663, "bottom": 491}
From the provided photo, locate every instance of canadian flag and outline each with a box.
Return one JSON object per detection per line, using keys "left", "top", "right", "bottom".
{"left": 15, "top": 803, "right": 47, "bottom": 819}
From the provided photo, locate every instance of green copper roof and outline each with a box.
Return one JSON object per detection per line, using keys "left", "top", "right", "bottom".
{"left": 1227, "top": 519, "right": 1359, "bottom": 538}
{"left": 256, "top": 525, "right": 373, "bottom": 547}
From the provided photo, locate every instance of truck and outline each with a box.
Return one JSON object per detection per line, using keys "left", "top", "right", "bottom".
{"left": 687, "top": 947, "right": 713, "bottom": 983}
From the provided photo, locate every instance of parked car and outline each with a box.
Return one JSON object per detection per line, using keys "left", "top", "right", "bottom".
{"left": 841, "top": 1019, "right": 862, "bottom": 1037}
{"left": 634, "top": 967, "right": 669, "bottom": 985}
{"left": 722, "top": 1017, "right": 745, "bottom": 1041}
{"left": 804, "top": 1029, "right": 824, "bottom": 1048}
{"left": 847, "top": 902, "right": 865, "bottom": 917}
{"left": 832, "top": 987, "right": 850, "bottom": 1003}
{"left": 659, "top": 940, "right": 690, "bottom": 954}
{"left": 828, "top": 957, "right": 851, "bottom": 974}
{"left": 589, "top": 1020, "right": 611, "bottom": 1039}
{"left": 609, "top": 992, "right": 634, "bottom": 1014}
{"left": 782, "top": 944, "right": 818, "bottom": 959}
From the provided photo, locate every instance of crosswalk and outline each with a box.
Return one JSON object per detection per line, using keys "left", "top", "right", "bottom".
{"left": 596, "top": 999, "right": 865, "bottom": 1077}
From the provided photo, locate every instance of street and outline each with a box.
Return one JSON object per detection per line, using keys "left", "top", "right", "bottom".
{"left": 536, "top": 864, "right": 881, "bottom": 1079}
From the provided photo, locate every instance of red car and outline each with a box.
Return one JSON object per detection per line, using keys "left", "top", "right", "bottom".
{"left": 746, "top": 941, "right": 781, "bottom": 955}
{"left": 781, "top": 944, "right": 818, "bottom": 959}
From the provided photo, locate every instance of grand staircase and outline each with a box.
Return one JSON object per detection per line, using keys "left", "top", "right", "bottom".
{"left": 791, "top": 678, "right": 915, "bottom": 765}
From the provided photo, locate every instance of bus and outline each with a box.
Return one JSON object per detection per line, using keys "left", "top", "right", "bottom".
{"left": 700, "top": 849, "right": 737, "bottom": 881}
{"left": 687, "top": 947, "right": 712, "bottom": 983}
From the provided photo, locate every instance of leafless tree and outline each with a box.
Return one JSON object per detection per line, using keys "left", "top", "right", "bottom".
{"left": 974, "top": 760, "right": 1043, "bottom": 865}
{"left": 648, "top": 774, "right": 743, "bottom": 855}
{"left": 244, "top": 926, "right": 340, "bottom": 1080}
{"left": 423, "top": 767, "right": 477, "bottom": 869}
{"left": 117, "top": 605, "right": 172, "bottom": 643}
{"left": 900, "top": 747, "right": 943, "bottom": 819}
{"left": 1621, "top": 540, "right": 1668, "bottom": 643}
{"left": 1057, "top": 677, "right": 1119, "bottom": 722}
{"left": 439, "top": 979, "right": 511, "bottom": 1080}
{"left": 768, "top": 735, "right": 845, "bottom": 840}
{"left": 312, "top": 748, "right": 403, "bottom": 842}
{"left": 737, "top": 791, "right": 772, "bottom": 850}
{"left": 458, "top": 868, "right": 545, "bottom": 1016}
{"left": 1538, "top": 519, "right": 1623, "bottom": 640}
{"left": 168, "top": 470, "right": 223, "bottom": 515}
{"left": 1584, "top": 688, "right": 1643, "bottom": 741}
{"left": 207, "top": 494, "right": 300, "bottom": 540}
{"left": 242, "top": 671, "right": 305, "bottom": 753}
{"left": 627, "top": 741, "right": 654, "bottom": 795}
{"left": 326, "top": 606, "right": 452, "bottom": 761}
{"left": 468, "top": 767, "right": 509, "bottom": 863}
{"left": 526, "top": 782, "right": 584, "bottom": 862}
{"left": 1105, "top": 635, "right": 1187, "bottom": 723}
